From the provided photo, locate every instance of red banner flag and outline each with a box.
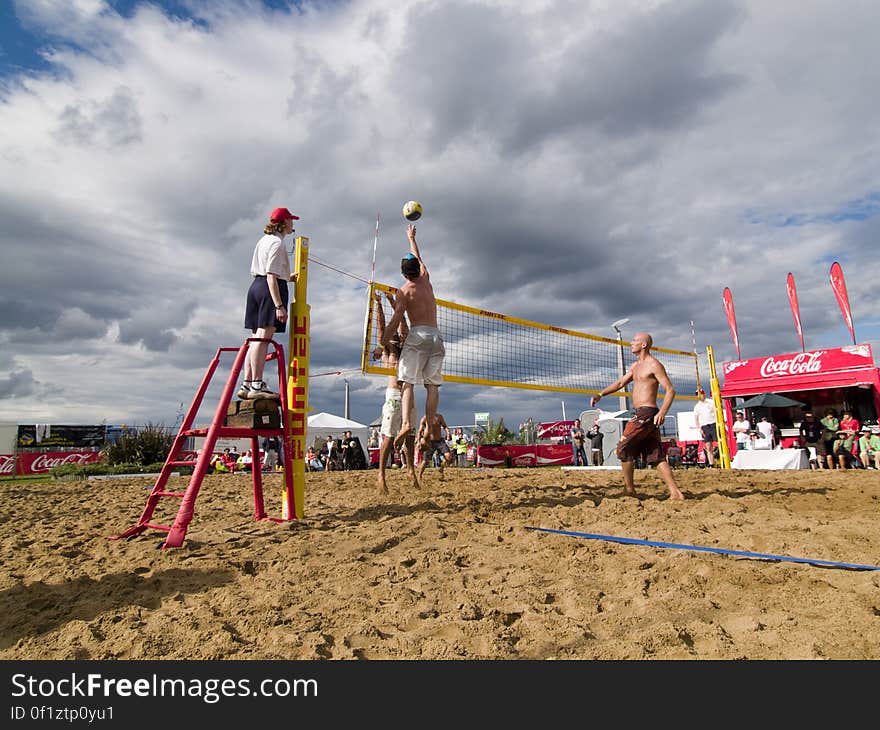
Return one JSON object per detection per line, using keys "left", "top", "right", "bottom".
{"left": 786, "top": 272, "right": 805, "bottom": 352}
{"left": 722, "top": 287, "right": 741, "bottom": 359}
{"left": 829, "top": 261, "right": 856, "bottom": 345}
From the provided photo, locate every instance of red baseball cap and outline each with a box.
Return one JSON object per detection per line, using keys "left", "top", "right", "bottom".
{"left": 269, "top": 207, "right": 300, "bottom": 222}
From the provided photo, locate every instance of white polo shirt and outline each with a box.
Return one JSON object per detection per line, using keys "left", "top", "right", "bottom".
{"left": 250, "top": 234, "right": 290, "bottom": 279}
{"left": 693, "top": 398, "right": 716, "bottom": 427}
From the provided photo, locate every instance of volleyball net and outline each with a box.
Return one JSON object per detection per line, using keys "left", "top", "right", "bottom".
{"left": 361, "top": 282, "right": 700, "bottom": 402}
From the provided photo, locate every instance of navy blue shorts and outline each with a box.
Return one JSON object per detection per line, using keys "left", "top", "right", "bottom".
{"left": 245, "top": 276, "right": 288, "bottom": 333}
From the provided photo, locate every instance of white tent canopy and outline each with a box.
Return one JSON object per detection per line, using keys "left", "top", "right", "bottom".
{"left": 306, "top": 412, "right": 370, "bottom": 461}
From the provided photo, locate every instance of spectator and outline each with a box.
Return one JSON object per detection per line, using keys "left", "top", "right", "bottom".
{"left": 587, "top": 420, "right": 604, "bottom": 466}
{"left": 262, "top": 438, "right": 279, "bottom": 472}
{"left": 858, "top": 428, "right": 880, "bottom": 469}
{"left": 665, "top": 440, "right": 682, "bottom": 468}
{"left": 833, "top": 428, "right": 857, "bottom": 469}
{"left": 839, "top": 410, "right": 860, "bottom": 439}
{"left": 454, "top": 431, "right": 469, "bottom": 467}
{"left": 219, "top": 447, "right": 237, "bottom": 473}
{"left": 746, "top": 430, "right": 771, "bottom": 450}
{"left": 570, "top": 419, "right": 588, "bottom": 466}
{"left": 820, "top": 408, "right": 840, "bottom": 469}
{"left": 757, "top": 416, "right": 775, "bottom": 448}
{"left": 799, "top": 411, "right": 823, "bottom": 469}
{"left": 731, "top": 411, "right": 751, "bottom": 453}
{"left": 306, "top": 446, "right": 324, "bottom": 471}
{"left": 322, "top": 435, "right": 339, "bottom": 470}
{"left": 692, "top": 388, "right": 717, "bottom": 467}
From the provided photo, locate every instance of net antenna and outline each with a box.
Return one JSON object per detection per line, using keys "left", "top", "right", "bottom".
{"left": 690, "top": 319, "right": 702, "bottom": 391}
{"left": 370, "top": 211, "right": 379, "bottom": 284}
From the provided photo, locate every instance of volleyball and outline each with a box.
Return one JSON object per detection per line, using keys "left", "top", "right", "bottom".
{"left": 402, "top": 200, "right": 422, "bottom": 221}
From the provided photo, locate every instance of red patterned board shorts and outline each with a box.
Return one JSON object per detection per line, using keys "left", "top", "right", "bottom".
{"left": 616, "top": 406, "right": 665, "bottom": 465}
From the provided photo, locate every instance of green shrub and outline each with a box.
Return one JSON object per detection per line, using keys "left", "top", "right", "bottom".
{"left": 101, "top": 423, "right": 175, "bottom": 466}
{"left": 50, "top": 460, "right": 193, "bottom": 480}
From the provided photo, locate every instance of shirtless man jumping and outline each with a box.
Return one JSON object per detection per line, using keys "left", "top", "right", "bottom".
{"left": 591, "top": 332, "right": 685, "bottom": 500}
{"left": 379, "top": 224, "right": 444, "bottom": 480}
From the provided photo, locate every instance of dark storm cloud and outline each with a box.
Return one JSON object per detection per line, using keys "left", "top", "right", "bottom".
{"left": 54, "top": 86, "right": 143, "bottom": 147}
{"left": 0, "top": 368, "right": 37, "bottom": 398}
{"left": 393, "top": 0, "right": 743, "bottom": 155}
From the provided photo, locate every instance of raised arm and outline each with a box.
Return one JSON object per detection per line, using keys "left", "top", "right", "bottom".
{"left": 372, "top": 292, "right": 387, "bottom": 360}
{"left": 388, "top": 290, "right": 410, "bottom": 342}
{"left": 407, "top": 224, "right": 429, "bottom": 278}
{"left": 380, "top": 294, "right": 408, "bottom": 350}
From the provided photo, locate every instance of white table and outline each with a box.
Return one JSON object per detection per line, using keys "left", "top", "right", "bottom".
{"left": 731, "top": 449, "right": 809, "bottom": 470}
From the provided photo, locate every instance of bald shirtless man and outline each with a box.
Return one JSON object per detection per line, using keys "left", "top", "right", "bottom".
{"left": 591, "top": 332, "right": 685, "bottom": 500}
{"left": 379, "top": 224, "right": 444, "bottom": 475}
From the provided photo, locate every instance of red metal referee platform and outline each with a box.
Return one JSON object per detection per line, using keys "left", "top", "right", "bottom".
{"left": 111, "top": 337, "right": 297, "bottom": 549}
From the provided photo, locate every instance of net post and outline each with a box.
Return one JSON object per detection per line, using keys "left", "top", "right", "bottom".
{"left": 284, "top": 235, "right": 310, "bottom": 519}
{"left": 707, "top": 345, "right": 731, "bottom": 469}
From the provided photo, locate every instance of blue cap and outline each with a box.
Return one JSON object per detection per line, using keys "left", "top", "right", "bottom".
{"left": 403, "top": 253, "right": 417, "bottom": 260}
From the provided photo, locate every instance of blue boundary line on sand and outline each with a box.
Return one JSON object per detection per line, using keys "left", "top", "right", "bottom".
{"left": 525, "top": 526, "right": 880, "bottom": 571}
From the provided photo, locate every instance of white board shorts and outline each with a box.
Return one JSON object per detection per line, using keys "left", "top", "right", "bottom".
{"left": 397, "top": 325, "right": 445, "bottom": 386}
{"left": 380, "top": 388, "right": 417, "bottom": 438}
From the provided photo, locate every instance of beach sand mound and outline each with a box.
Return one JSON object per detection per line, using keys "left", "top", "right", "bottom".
{"left": 2, "top": 466, "right": 879, "bottom": 660}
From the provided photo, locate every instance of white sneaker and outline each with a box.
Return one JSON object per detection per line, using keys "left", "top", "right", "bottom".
{"left": 246, "top": 381, "right": 277, "bottom": 400}
{"left": 236, "top": 382, "right": 252, "bottom": 399}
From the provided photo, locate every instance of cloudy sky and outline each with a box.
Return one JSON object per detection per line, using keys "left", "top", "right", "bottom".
{"left": 1, "top": 0, "right": 878, "bottom": 434}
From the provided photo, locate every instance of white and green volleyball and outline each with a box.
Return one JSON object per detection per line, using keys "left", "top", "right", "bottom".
{"left": 402, "top": 200, "right": 423, "bottom": 221}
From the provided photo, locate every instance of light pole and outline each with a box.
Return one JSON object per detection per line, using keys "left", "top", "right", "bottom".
{"left": 344, "top": 379, "right": 350, "bottom": 419}
{"left": 611, "top": 318, "right": 630, "bottom": 413}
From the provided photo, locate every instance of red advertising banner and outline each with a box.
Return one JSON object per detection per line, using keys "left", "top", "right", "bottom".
{"left": 829, "top": 262, "right": 856, "bottom": 345}
{"left": 537, "top": 421, "right": 574, "bottom": 440}
{"left": 786, "top": 272, "right": 805, "bottom": 352}
{"left": 722, "top": 287, "right": 741, "bottom": 359}
{"left": 0, "top": 454, "right": 16, "bottom": 476}
{"left": 2, "top": 451, "right": 205, "bottom": 476}
{"left": 477, "top": 445, "right": 537, "bottom": 467}
{"left": 535, "top": 444, "right": 574, "bottom": 466}
{"left": 722, "top": 344, "right": 874, "bottom": 383}
{"left": 477, "top": 444, "right": 576, "bottom": 467}
{"left": 15, "top": 450, "right": 104, "bottom": 475}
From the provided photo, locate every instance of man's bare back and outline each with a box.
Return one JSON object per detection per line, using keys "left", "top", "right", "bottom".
{"left": 395, "top": 225, "right": 437, "bottom": 328}
{"left": 420, "top": 413, "right": 449, "bottom": 444}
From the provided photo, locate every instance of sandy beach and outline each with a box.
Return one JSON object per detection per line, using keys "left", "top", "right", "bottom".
{"left": 2, "top": 465, "right": 879, "bottom": 660}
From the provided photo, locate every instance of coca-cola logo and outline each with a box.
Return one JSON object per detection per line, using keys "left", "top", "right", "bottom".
{"left": 759, "top": 351, "right": 826, "bottom": 378}
{"left": 0, "top": 455, "right": 15, "bottom": 475}
{"left": 31, "top": 453, "right": 94, "bottom": 471}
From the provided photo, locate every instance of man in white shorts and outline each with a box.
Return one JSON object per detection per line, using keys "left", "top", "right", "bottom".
{"left": 378, "top": 224, "right": 444, "bottom": 489}
{"left": 372, "top": 291, "right": 415, "bottom": 493}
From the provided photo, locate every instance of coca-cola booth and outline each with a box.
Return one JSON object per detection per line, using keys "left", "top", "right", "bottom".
{"left": 720, "top": 344, "right": 880, "bottom": 454}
